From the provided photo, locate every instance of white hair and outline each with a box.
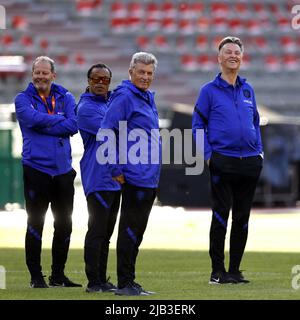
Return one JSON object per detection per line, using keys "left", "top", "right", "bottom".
{"left": 32, "top": 56, "right": 56, "bottom": 72}
{"left": 129, "top": 52, "right": 158, "bottom": 71}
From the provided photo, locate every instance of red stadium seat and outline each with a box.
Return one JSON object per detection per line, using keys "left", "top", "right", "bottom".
{"left": 110, "top": 17, "right": 127, "bottom": 33}
{"left": 228, "top": 18, "right": 244, "bottom": 33}
{"left": 265, "top": 55, "right": 281, "bottom": 72}
{"left": 195, "top": 17, "right": 210, "bottom": 32}
{"left": 178, "top": 2, "right": 204, "bottom": 20}
{"left": 197, "top": 54, "right": 215, "bottom": 71}
{"left": 74, "top": 53, "right": 86, "bottom": 66}
{"left": 23, "top": 55, "right": 35, "bottom": 65}
{"left": 76, "top": 0, "right": 102, "bottom": 15}
{"left": 252, "top": 3, "right": 269, "bottom": 18}
{"left": 178, "top": 19, "right": 195, "bottom": 35}
{"left": 11, "top": 15, "right": 28, "bottom": 30}
{"left": 252, "top": 36, "right": 269, "bottom": 53}
{"left": 175, "top": 36, "right": 188, "bottom": 53}
{"left": 210, "top": 2, "right": 229, "bottom": 17}
{"left": 212, "top": 36, "right": 223, "bottom": 51}
{"left": 269, "top": 3, "right": 283, "bottom": 18}
{"left": 39, "top": 39, "right": 49, "bottom": 51}
{"left": 136, "top": 35, "right": 151, "bottom": 51}
{"left": 56, "top": 55, "right": 69, "bottom": 67}
{"left": 111, "top": 1, "right": 127, "bottom": 18}
{"left": 277, "top": 16, "right": 291, "bottom": 32}
{"left": 1, "top": 34, "right": 14, "bottom": 47}
{"left": 195, "top": 35, "right": 209, "bottom": 52}
{"left": 212, "top": 17, "right": 228, "bottom": 33}
{"left": 127, "top": 2, "right": 143, "bottom": 18}
{"left": 280, "top": 36, "right": 297, "bottom": 53}
{"left": 191, "top": 2, "right": 204, "bottom": 17}
{"left": 178, "top": 2, "right": 193, "bottom": 19}
{"left": 246, "top": 19, "right": 263, "bottom": 35}
{"left": 181, "top": 54, "right": 197, "bottom": 71}
{"left": 161, "top": 18, "right": 177, "bottom": 33}
{"left": 241, "top": 53, "right": 251, "bottom": 70}
{"left": 20, "top": 35, "right": 34, "bottom": 49}
{"left": 282, "top": 54, "right": 299, "bottom": 71}
{"left": 234, "top": 3, "right": 250, "bottom": 18}
{"left": 127, "top": 17, "right": 142, "bottom": 31}
{"left": 146, "top": 2, "right": 161, "bottom": 19}
{"left": 153, "top": 35, "right": 170, "bottom": 52}
{"left": 145, "top": 17, "right": 160, "bottom": 32}
{"left": 161, "top": 1, "right": 177, "bottom": 18}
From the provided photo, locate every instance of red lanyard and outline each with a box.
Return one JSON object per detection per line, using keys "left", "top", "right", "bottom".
{"left": 39, "top": 94, "right": 56, "bottom": 115}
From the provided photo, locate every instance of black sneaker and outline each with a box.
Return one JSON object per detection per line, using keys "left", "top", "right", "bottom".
{"left": 209, "top": 271, "right": 237, "bottom": 284}
{"left": 133, "top": 282, "right": 155, "bottom": 295}
{"left": 227, "top": 271, "right": 250, "bottom": 284}
{"left": 86, "top": 284, "right": 105, "bottom": 293}
{"left": 49, "top": 275, "right": 82, "bottom": 287}
{"left": 30, "top": 275, "right": 49, "bottom": 288}
{"left": 115, "top": 282, "right": 155, "bottom": 296}
{"left": 86, "top": 278, "right": 117, "bottom": 293}
{"left": 101, "top": 278, "right": 117, "bottom": 292}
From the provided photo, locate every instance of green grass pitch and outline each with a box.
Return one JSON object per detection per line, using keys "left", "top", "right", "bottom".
{"left": 1, "top": 248, "right": 300, "bottom": 300}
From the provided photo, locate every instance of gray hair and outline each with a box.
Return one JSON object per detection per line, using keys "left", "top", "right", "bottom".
{"left": 218, "top": 36, "right": 244, "bottom": 53}
{"left": 32, "top": 56, "right": 56, "bottom": 73}
{"left": 129, "top": 52, "right": 158, "bottom": 72}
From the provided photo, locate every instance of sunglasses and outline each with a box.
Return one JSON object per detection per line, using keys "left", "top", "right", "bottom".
{"left": 89, "top": 76, "right": 111, "bottom": 85}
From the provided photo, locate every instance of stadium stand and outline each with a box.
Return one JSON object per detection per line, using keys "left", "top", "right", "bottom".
{"left": 0, "top": 0, "right": 298, "bottom": 110}
{"left": 1, "top": 0, "right": 300, "bottom": 206}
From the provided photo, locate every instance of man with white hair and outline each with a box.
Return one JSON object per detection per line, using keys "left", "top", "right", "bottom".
{"left": 100, "top": 52, "right": 161, "bottom": 296}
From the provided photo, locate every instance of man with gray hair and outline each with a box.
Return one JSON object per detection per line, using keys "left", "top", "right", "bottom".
{"left": 100, "top": 52, "right": 161, "bottom": 296}
{"left": 15, "top": 56, "right": 81, "bottom": 288}
{"left": 192, "top": 37, "right": 263, "bottom": 284}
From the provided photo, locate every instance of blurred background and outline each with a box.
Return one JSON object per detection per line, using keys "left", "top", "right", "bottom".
{"left": 1, "top": 0, "right": 300, "bottom": 210}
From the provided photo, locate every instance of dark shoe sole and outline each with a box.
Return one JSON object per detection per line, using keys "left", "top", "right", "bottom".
{"left": 49, "top": 283, "right": 82, "bottom": 288}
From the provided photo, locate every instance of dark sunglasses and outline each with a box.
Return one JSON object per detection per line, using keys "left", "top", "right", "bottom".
{"left": 89, "top": 76, "right": 111, "bottom": 85}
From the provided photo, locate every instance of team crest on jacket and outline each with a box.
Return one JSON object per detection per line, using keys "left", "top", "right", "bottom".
{"left": 243, "top": 89, "right": 251, "bottom": 98}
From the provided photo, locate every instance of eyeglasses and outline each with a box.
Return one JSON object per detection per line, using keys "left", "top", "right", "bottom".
{"left": 89, "top": 76, "right": 111, "bottom": 85}
{"left": 218, "top": 36, "right": 243, "bottom": 52}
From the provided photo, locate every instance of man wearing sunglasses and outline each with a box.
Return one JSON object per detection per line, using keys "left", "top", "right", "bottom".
{"left": 77, "top": 63, "right": 121, "bottom": 293}
{"left": 192, "top": 37, "right": 263, "bottom": 284}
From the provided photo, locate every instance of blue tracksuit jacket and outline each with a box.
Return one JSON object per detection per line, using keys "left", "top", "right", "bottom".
{"left": 192, "top": 73, "right": 263, "bottom": 161}
{"left": 15, "top": 82, "right": 77, "bottom": 176}
{"left": 100, "top": 80, "right": 161, "bottom": 188}
{"left": 76, "top": 92, "right": 120, "bottom": 196}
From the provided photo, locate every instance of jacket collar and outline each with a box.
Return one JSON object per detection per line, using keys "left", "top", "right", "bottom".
{"left": 80, "top": 91, "right": 110, "bottom": 103}
{"left": 24, "top": 82, "right": 68, "bottom": 99}
{"left": 214, "top": 73, "right": 246, "bottom": 88}
{"left": 120, "top": 80, "right": 154, "bottom": 102}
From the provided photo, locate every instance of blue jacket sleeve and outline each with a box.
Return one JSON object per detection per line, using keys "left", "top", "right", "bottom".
{"left": 99, "top": 93, "right": 129, "bottom": 177}
{"left": 77, "top": 101, "right": 105, "bottom": 136}
{"left": 192, "top": 86, "right": 212, "bottom": 161}
{"left": 252, "top": 90, "right": 263, "bottom": 155}
{"left": 35, "top": 92, "right": 78, "bottom": 137}
{"left": 15, "top": 93, "right": 65, "bottom": 128}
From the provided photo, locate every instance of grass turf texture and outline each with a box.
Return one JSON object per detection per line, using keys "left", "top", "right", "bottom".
{"left": 0, "top": 248, "right": 300, "bottom": 300}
